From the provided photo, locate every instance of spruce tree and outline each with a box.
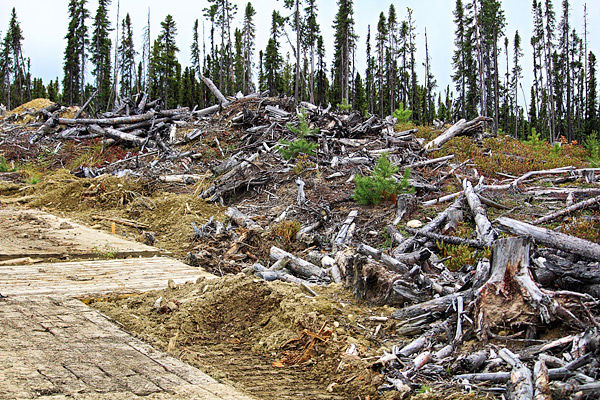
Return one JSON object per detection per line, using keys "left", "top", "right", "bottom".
{"left": 512, "top": 31, "right": 523, "bottom": 137}
{"left": 63, "top": 0, "right": 83, "bottom": 105}
{"left": 242, "top": 3, "right": 256, "bottom": 94}
{"left": 375, "top": 12, "right": 387, "bottom": 117}
{"left": 118, "top": 14, "right": 135, "bottom": 99}
{"left": 452, "top": 0, "right": 467, "bottom": 117}
{"left": 587, "top": 52, "right": 598, "bottom": 133}
{"left": 304, "top": 0, "right": 319, "bottom": 103}
{"left": 7, "top": 8, "right": 25, "bottom": 106}
{"left": 353, "top": 71, "right": 366, "bottom": 113}
{"left": 90, "top": 0, "right": 112, "bottom": 110}
{"left": 331, "top": 0, "right": 356, "bottom": 105}
{"left": 264, "top": 11, "right": 284, "bottom": 95}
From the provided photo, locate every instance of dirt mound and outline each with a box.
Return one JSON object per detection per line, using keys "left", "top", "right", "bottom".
{"left": 91, "top": 274, "right": 399, "bottom": 399}
{"left": 6, "top": 98, "right": 53, "bottom": 115}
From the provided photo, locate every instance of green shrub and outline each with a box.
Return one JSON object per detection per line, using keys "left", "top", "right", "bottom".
{"left": 278, "top": 108, "right": 319, "bottom": 160}
{"left": 525, "top": 127, "right": 545, "bottom": 148}
{"left": 286, "top": 109, "right": 319, "bottom": 137}
{"left": 583, "top": 133, "right": 600, "bottom": 167}
{"left": 338, "top": 98, "right": 352, "bottom": 112}
{"left": 278, "top": 138, "right": 319, "bottom": 160}
{"left": 393, "top": 102, "right": 412, "bottom": 124}
{"left": 0, "top": 155, "right": 15, "bottom": 172}
{"left": 353, "top": 154, "right": 414, "bottom": 205}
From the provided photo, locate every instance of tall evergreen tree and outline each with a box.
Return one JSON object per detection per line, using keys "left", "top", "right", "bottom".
{"left": 587, "top": 51, "right": 598, "bottom": 132}
{"left": 264, "top": 11, "right": 284, "bottom": 95}
{"left": 512, "top": 31, "right": 523, "bottom": 137}
{"left": 149, "top": 15, "right": 180, "bottom": 108}
{"left": 7, "top": 8, "right": 26, "bottom": 106}
{"left": 63, "top": 0, "right": 84, "bottom": 105}
{"left": 304, "top": 0, "right": 320, "bottom": 103}
{"left": 242, "top": 3, "right": 256, "bottom": 94}
{"left": 118, "top": 13, "right": 135, "bottom": 99}
{"left": 89, "top": 0, "right": 112, "bottom": 109}
{"left": 331, "top": 0, "right": 356, "bottom": 105}
{"left": 375, "top": 12, "right": 387, "bottom": 117}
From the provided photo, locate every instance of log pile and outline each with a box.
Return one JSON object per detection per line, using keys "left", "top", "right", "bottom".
{"left": 2, "top": 90, "right": 600, "bottom": 398}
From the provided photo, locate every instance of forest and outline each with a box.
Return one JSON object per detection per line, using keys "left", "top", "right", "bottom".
{"left": 0, "top": 0, "right": 598, "bottom": 144}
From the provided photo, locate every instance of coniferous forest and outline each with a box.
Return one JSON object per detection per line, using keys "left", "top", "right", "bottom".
{"left": 0, "top": 0, "right": 598, "bottom": 143}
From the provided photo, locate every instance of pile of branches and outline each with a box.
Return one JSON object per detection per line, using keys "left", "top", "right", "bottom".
{"left": 30, "top": 93, "right": 192, "bottom": 157}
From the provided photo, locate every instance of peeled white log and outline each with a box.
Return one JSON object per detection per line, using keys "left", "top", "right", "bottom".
{"left": 270, "top": 246, "right": 322, "bottom": 279}
{"left": 496, "top": 217, "right": 600, "bottom": 260}
{"left": 463, "top": 179, "right": 497, "bottom": 245}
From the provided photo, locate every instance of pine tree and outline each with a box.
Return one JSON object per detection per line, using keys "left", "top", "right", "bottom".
{"left": 559, "top": 0, "right": 573, "bottom": 140}
{"left": 387, "top": 4, "right": 398, "bottom": 113}
{"left": 118, "top": 14, "right": 135, "bottom": 99}
{"left": 452, "top": 0, "right": 467, "bottom": 117}
{"left": 149, "top": 15, "right": 180, "bottom": 108}
{"left": 304, "top": 0, "right": 319, "bottom": 103}
{"left": 63, "top": 0, "right": 83, "bottom": 105}
{"left": 233, "top": 28, "right": 244, "bottom": 92}
{"left": 205, "top": 0, "right": 237, "bottom": 94}
{"left": 264, "top": 11, "right": 284, "bottom": 95}
{"left": 543, "top": 0, "right": 558, "bottom": 141}
{"left": 353, "top": 71, "right": 366, "bottom": 113}
{"left": 512, "top": 31, "right": 523, "bottom": 137}
{"left": 315, "top": 35, "right": 328, "bottom": 105}
{"left": 587, "top": 52, "right": 598, "bottom": 132}
{"left": 76, "top": 0, "right": 89, "bottom": 103}
{"left": 7, "top": 8, "right": 26, "bottom": 106}
{"left": 331, "top": 0, "right": 356, "bottom": 105}
{"left": 191, "top": 19, "right": 201, "bottom": 80}
{"left": 90, "top": 0, "right": 112, "bottom": 109}
{"left": 375, "top": 12, "right": 387, "bottom": 117}
{"left": 242, "top": 3, "right": 256, "bottom": 94}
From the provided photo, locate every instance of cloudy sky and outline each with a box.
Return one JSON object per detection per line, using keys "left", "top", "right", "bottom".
{"left": 0, "top": 0, "right": 598, "bottom": 106}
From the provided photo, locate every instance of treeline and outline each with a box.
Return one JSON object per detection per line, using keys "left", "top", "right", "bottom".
{"left": 0, "top": 0, "right": 598, "bottom": 143}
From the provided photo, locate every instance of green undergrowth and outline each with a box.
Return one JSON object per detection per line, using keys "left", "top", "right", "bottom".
{"left": 353, "top": 154, "right": 414, "bottom": 205}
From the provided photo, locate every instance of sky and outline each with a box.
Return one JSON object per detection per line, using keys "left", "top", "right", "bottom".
{"left": 0, "top": 0, "right": 598, "bottom": 108}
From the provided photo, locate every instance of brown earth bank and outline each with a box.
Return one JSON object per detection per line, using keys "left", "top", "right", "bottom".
{"left": 88, "top": 274, "right": 484, "bottom": 400}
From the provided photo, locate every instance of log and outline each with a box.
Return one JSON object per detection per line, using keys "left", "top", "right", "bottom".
{"left": 88, "top": 124, "right": 145, "bottom": 145}
{"left": 499, "top": 349, "right": 534, "bottom": 400}
{"left": 392, "top": 290, "right": 473, "bottom": 321}
{"left": 405, "top": 228, "right": 488, "bottom": 249}
{"left": 496, "top": 217, "right": 600, "bottom": 260}
{"left": 463, "top": 179, "right": 497, "bottom": 245}
{"left": 58, "top": 111, "right": 155, "bottom": 126}
{"left": 402, "top": 154, "right": 455, "bottom": 169}
{"left": 533, "top": 360, "right": 552, "bottom": 400}
{"left": 225, "top": 207, "right": 262, "bottom": 231}
{"left": 393, "top": 195, "right": 465, "bottom": 255}
{"left": 424, "top": 119, "right": 466, "bottom": 150}
{"left": 333, "top": 210, "right": 358, "bottom": 249}
{"left": 270, "top": 246, "right": 323, "bottom": 279}
{"left": 532, "top": 195, "right": 600, "bottom": 225}
{"left": 424, "top": 116, "right": 492, "bottom": 150}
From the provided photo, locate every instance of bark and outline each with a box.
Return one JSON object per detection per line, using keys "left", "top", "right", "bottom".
{"left": 270, "top": 246, "right": 323, "bottom": 280}
{"left": 463, "top": 179, "right": 497, "bottom": 245}
{"left": 58, "top": 111, "right": 156, "bottom": 126}
{"left": 496, "top": 217, "right": 600, "bottom": 260}
{"left": 532, "top": 195, "right": 600, "bottom": 225}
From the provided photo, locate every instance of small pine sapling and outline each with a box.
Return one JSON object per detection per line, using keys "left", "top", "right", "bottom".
{"left": 353, "top": 154, "right": 414, "bottom": 205}
{"left": 278, "top": 108, "right": 319, "bottom": 160}
{"left": 393, "top": 102, "right": 412, "bottom": 124}
{"left": 583, "top": 133, "right": 600, "bottom": 167}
